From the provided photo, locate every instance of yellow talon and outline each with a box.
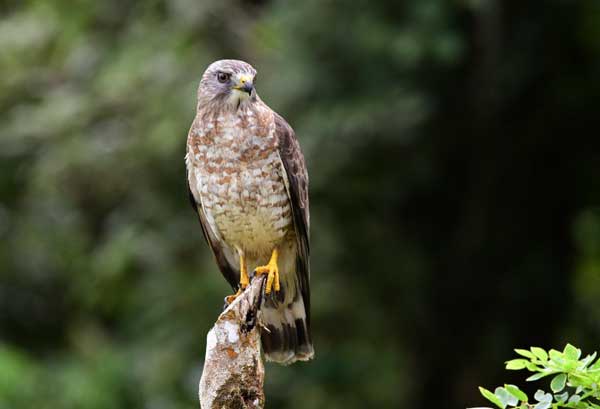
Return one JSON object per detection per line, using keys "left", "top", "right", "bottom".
{"left": 255, "top": 249, "right": 280, "bottom": 294}
{"left": 225, "top": 288, "right": 243, "bottom": 304}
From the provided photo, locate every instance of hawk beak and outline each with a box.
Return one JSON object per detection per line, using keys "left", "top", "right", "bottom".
{"left": 233, "top": 74, "right": 254, "bottom": 95}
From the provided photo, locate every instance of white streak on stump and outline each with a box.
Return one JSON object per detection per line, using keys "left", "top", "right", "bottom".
{"left": 199, "top": 276, "right": 266, "bottom": 409}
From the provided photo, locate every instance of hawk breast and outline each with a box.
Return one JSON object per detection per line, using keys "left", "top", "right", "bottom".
{"left": 188, "top": 105, "right": 293, "bottom": 256}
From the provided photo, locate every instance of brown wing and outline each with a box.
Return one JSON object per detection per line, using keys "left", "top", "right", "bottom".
{"left": 186, "top": 169, "right": 240, "bottom": 291}
{"left": 274, "top": 113, "right": 310, "bottom": 322}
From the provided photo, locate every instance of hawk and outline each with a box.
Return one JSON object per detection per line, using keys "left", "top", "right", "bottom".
{"left": 186, "top": 59, "right": 313, "bottom": 364}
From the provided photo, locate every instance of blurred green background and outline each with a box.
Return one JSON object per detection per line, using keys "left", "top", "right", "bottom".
{"left": 1, "top": 0, "right": 600, "bottom": 408}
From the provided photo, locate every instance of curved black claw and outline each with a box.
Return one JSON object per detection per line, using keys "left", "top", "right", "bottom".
{"left": 222, "top": 287, "right": 242, "bottom": 310}
{"left": 222, "top": 297, "right": 231, "bottom": 311}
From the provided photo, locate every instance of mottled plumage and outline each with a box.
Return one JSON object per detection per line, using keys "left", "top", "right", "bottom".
{"left": 186, "top": 59, "right": 313, "bottom": 364}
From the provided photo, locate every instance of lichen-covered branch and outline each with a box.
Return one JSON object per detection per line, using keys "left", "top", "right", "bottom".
{"left": 199, "top": 276, "right": 266, "bottom": 409}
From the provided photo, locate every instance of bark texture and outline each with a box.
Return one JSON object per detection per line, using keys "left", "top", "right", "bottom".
{"left": 199, "top": 276, "right": 266, "bottom": 409}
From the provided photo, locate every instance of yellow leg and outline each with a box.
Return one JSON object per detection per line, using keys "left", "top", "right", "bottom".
{"left": 239, "top": 253, "right": 249, "bottom": 289}
{"left": 255, "top": 249, "right": 280, "bottom": 294}
{"left": 225, "top": 252, "right": 248, "bottom": 304}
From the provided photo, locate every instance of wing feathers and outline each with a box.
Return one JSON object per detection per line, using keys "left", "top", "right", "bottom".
{"left": 187, "top": 175, "right": 239, "bottom": 290}
{"left": 274, "top": 113, "right": 311, "bottom": 330}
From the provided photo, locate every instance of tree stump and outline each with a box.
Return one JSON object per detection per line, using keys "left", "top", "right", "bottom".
{"left": 199, "top": 275, "right": 266, "bottom": 409}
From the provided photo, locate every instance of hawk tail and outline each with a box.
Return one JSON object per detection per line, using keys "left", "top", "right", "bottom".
{"left": 260, "top": 291, "right": 313, "bottom": 365}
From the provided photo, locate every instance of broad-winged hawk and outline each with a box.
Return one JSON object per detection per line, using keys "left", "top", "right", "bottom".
{"left": 186, "top": 59, "right": 313, "bottom": 364}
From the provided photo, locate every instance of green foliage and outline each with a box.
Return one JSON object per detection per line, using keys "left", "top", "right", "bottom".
{"left": 479, "top": 345, "right": 600, "bottom": 409}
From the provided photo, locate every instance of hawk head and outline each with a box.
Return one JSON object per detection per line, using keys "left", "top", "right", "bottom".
{"left": 197, "top": 59, "right": 258, "bottom": 109}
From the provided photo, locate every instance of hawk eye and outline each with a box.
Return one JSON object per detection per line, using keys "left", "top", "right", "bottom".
{"left": 217, "top": 72, "right": 230, "bottom": 83}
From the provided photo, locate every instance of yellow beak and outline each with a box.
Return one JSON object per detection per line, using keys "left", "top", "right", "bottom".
{"left": 233, "top": 74, "right": 254, "bottom": 94}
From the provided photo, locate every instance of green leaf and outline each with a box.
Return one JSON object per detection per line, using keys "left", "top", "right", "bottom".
{"left": 527, "top": 371, "right": 555, "bottom": 381}
{"left": 550, "top": 373, "right": 566, "bottom": 392}
{"left": 533, "top": 390, "right": 544, "bottom": 402}
{"left": 549, "top": 349, "right": 563, "bottom": 361}
{"left": 534, "top": 390, "right": 552, "bottom": 403}
{"left": 495, "top": 387, "right": 518, "bottom": 407}
{"left": 568, "top": 394, "right": 581, "bottom": 404}
{"left": 506, "top": 359, "right": 528, "bottom": 370}
{"left": 564, "top": 344, "right": 581, "bottom": 360}
{"left": 579, "top": 352, "right": 597, "bottom": 369}
{"left": 533, "top": 402, "right": 551, "bottom": 409}
{"left": 568, "top": 373, "right": 590, "bottom": 386}
{"left": 505, "top": 384, "right": 528, "bottom": 402}
{"left": 480, "top": 387, "right": 506, "bottom": 409}
{"left": 531, "top": 347, "right": 548, "bottom": 362}
{"left": 515, "top": 349, "right": 535, "bottom": 359}
{"left": 525, "top": 362, "right": 539, "bottom": 371}
{"left": 554, "top": 392, "right": 568, "bottom": 403}
{"left": 589, "top": 357, "right": 600, "bottom": 371}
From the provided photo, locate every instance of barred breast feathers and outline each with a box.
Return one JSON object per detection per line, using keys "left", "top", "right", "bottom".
{"left": 187, "top": 102, "right": 293, "bottom": 256}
